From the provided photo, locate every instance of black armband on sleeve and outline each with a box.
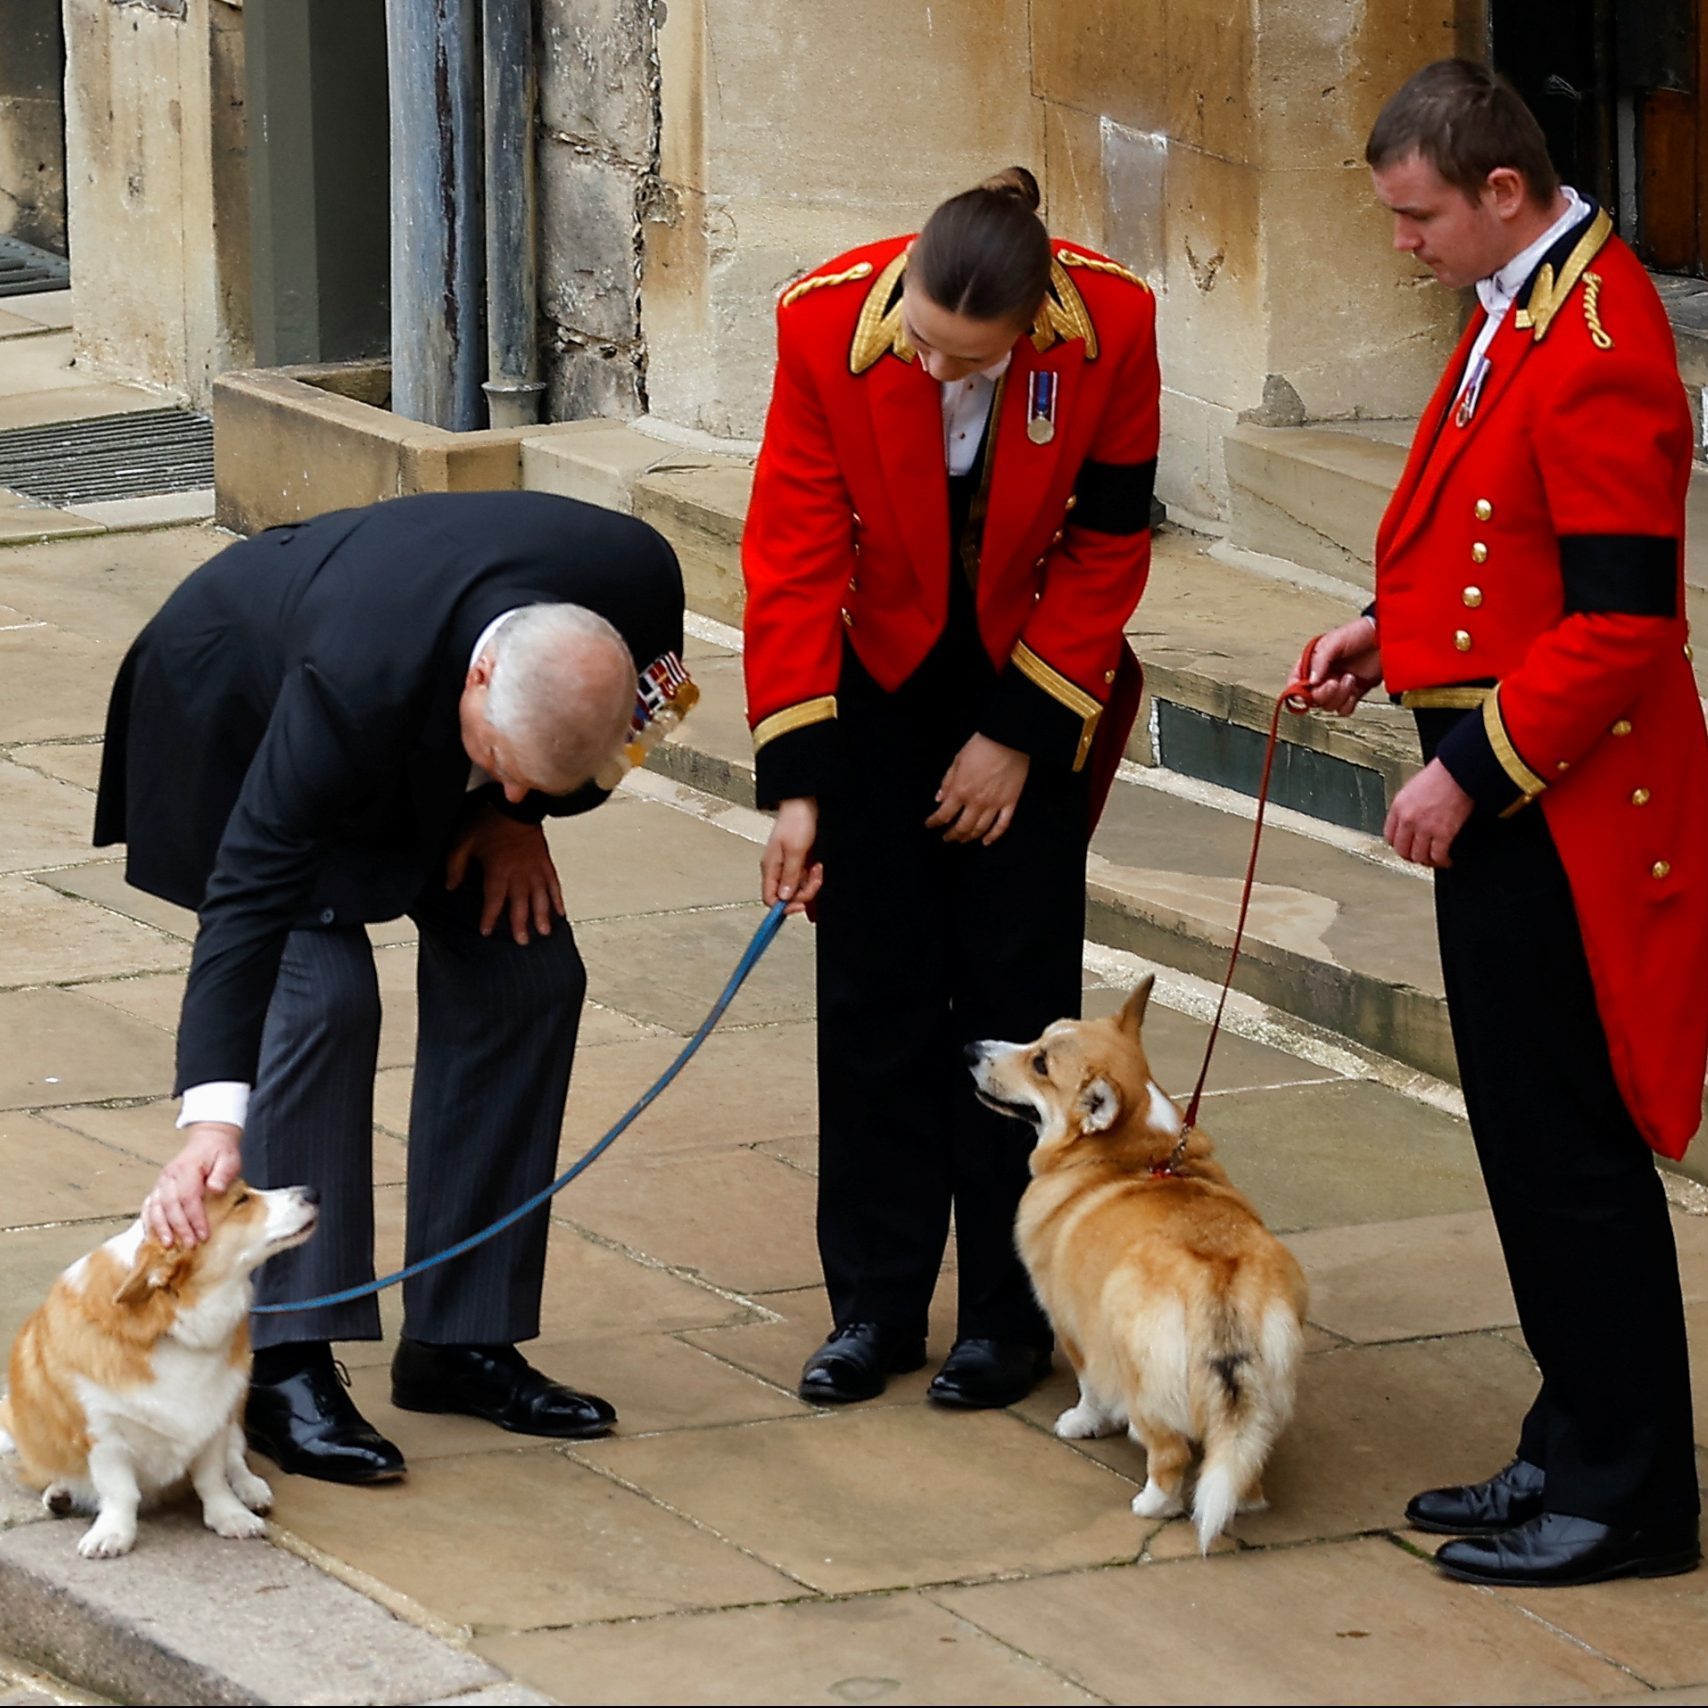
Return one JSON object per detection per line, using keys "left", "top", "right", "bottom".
{"left": 1070, "top": 457, "right": 1157, "bottom": 536}
{"left": 1560, "top": 535, "right": 1678, "bottom": 617}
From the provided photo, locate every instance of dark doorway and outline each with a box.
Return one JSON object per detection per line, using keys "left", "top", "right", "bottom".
{"left": 0, "top": 0, "right": 68, "bottom": 260}
{"left": 1491, "top": 0, "right": 1706, "bottom": 273}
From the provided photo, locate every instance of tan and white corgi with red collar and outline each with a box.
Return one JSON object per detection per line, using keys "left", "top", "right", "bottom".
{"left": 0, "top": 1181, "right": 318, "bottom": 1558}
{"left": 968, "top": 978, "right": 1307, "bottom": 1550}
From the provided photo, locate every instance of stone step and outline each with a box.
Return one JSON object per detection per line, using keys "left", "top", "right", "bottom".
{"left": 1226, "top": 419, "right": 1708, "bottom": 666}
{"left": 667, "top": 633, "right": 1708, "bottom": 1187}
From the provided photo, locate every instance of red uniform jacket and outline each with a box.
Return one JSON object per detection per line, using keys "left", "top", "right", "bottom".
{"left": 1376, "top": 208, "right": 1708, "bottom": 1158}
{"left": 741, "top": 234, "right": 1161, "bottom": 815}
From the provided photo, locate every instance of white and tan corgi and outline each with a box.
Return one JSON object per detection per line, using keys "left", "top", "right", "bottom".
{"left": 0, "top": 1181, "right": 318, "bottom": 1558}
{"left": 968, "top": 978, "right": 1308, "bottom": 1551}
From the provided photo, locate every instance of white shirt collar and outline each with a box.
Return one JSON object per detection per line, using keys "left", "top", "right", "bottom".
{"left": 1475, "top": 186, "right": 1590, "bottom": 318}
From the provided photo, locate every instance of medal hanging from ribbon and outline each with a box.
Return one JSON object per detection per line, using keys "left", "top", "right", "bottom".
{"left": 1027, "top": 371, "right": 1058, "bottom": 444}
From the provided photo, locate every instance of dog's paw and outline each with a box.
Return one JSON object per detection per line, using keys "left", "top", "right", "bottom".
{"left": 1237, "top": 1494, "right": 1270, "bottom": 1515}
{"left": 229, "top": 1470, "right": 273, "bottom": 1515}
{"left": 1131, "top": 1478, "right": 1186, "bottom": 1520}
{"left": 1054, "top": 1404, "right": 1117, "bottom": 1440}
{"left": 42, "top": 1483, "right": 76, "bottom": 1518}
{"left": 77, "top": 1518, "right": 136, "bottom": 1559}
{"left": 203, "top": 1501, "right": 268, "bottom": 1541}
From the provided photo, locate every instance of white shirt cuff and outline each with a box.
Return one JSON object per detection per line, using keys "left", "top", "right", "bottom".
{"left": 177, "top": 1082, "right": 251, "bottom": 1131}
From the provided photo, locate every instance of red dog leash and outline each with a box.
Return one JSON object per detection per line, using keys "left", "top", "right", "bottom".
{"left": 1158, "top": 643, "right": 1319, "bottom": 1174}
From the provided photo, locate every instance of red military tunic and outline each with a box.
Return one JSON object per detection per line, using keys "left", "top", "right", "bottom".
{"left": 1376, "top": 208, "right": 1708, "bottom": 1158}
{"left": 741, "top": 234, "right": 1161, "bottom": 812}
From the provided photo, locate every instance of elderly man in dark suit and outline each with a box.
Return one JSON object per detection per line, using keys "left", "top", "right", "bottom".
{"left": 94, "top": 491, "right": 687, "bottom": 1485}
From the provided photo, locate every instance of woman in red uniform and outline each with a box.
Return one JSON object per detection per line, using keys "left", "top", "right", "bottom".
{"left": 742, "top": 169, "right": 1160, "bottom": 1408}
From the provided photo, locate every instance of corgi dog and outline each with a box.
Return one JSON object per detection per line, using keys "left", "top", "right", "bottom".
{"left": 967, "top": 978, "right": 1308, "bottom": 1551}
{"left": 0, "top": 1181, "right": 319, "bottom": 1558}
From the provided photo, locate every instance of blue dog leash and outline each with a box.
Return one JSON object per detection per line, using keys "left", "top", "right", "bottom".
{"left": 252, "top": 900, "right": 789, "bottom": 1316}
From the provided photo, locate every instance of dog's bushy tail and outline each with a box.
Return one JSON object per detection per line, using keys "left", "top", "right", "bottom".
{"left": 1191, "top": 1298, "right": 1301, "bottom": 1552}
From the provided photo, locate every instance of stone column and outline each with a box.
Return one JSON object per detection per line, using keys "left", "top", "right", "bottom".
{"left": 61, "top": 0, "right": 252, "bottom": 405}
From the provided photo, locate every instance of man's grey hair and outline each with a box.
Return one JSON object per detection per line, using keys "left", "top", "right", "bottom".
{"left": 484, "top": 604, "right": 636, "bottom": 794}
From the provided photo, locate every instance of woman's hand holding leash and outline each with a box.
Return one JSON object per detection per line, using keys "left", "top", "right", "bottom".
{"left": 762, "top": 798, "right": 824, "bottom": 915}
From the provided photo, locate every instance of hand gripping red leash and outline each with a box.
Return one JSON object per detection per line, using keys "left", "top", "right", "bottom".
{"left": 1159, "top": 642, "right": 1320, "bottom": 1175}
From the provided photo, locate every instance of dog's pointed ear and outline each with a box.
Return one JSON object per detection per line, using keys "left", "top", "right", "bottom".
{"left": 1079, "top": 1077, "right": 1121, "bottom": 1135}
{"left": 112, "top": 1242, "right": 175, "bottom": 1307}
{"left": 1118, "top": 975, "right": 1156, "bottom": 1038}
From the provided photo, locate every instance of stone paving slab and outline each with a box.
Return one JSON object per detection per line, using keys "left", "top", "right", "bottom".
{"left": 0, "top": 988, "right": 174, "bottom": 1108}
{"left": 339, "top": 1330, "right": 805, "bottom": 1460}
{"left": 0, "top": 1511, "right": 503, "bottom": 1706}
{"left": 575, "top": 905, "right": 819, "bottom": 1035}
{"left": 0, "top": 765, "right": 108, "bottom": 876}
{"left": 1285, "top": 1211, "right": 1519, "bottom": 1343}
{"left": 6, "top": 745, "right": 102, "bottom": 794}
{"left": 0, "top": 625, "right": 121, "bottom": 746}
{"left": 936, "top": 1538, "right": 1639, "bottom": 1704}
{"left": 265, "top": 1448, "right": 803, "bottom": 1632}
{"left": 570, "top": 1408, "right": 1154, "bottom": 1596}
{"left": 477, "top": 1591, "right": 1101, "bottom": 1706}
{"left": 35, "top": 864, "right": 195, "bottom": 941}
{"left": 0, "top": 878, "right": 186, "bottom": 988}
{"left": 0, "top": 1112, "right": 159, "bottom": 1228}
{"left": 1193, "top": 1077, "right": 1486, "bottom": 1233}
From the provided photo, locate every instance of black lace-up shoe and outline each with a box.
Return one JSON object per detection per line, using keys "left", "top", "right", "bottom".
{"left": 1435, "top": 1511, "right": 1701, "bottom": 1587}
{"left": 390, "top": 1339, "right": 617, "bottom": 1439}
{"left": 926, "top": 1338, "right": 1053, "bottom": 1409}
{"left": 246, "top": 1350, "right": 406, "bottom": 1485}
{"left": 1405, "top": 1457, "right": 1546, "bottom": 1536}
{"left": 799, "top": 1323, "right": 928, "bottom": 1404}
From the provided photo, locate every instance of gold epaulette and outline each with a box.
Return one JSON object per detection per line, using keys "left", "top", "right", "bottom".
{"left": 1057, "top": 249, "right": 1150, "bottom": 292}
{"left": 1515, "top": 208, "right": 1613, "bottom": 343}
{"left": 780, "top": 260, "right": 875, "bottom": 311}
{"left": 849, "top": 251, "right": 1102, "bottom": 374}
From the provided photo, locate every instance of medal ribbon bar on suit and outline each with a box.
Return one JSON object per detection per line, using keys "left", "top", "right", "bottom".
{"left": 1028, "top": 371, "right": 1057, "bottom": 444}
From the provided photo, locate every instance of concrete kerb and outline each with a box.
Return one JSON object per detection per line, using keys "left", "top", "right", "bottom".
{"left": 0, "top": 1492, "right": 548, "bottom": 1707}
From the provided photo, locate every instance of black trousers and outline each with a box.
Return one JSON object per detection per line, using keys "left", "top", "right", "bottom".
{"left": 813, "top": 635, "right": 1089, "bottom": 1347}
{"left": 243, "top": 875, "right": 586, "bottom": 1351}
{"left": 1424, "top": 717, "right": 1699, "bottom": 1523}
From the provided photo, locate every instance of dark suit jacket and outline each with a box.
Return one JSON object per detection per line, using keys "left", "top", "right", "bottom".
{"left": 93, "top": 491, "right": 685, "bottom": 1093}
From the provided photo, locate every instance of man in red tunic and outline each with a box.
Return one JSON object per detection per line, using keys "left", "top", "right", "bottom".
{"left": 1305, "top": 59, "right": 1706, "bottom": 1587}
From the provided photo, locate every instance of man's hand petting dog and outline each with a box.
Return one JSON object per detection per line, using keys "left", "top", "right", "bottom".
{"left": 762, "top": 797, "right": 823, "bottom": 916}
{"left": 926, "top": 733, "right": 1029, "bottom": 845}
{"left": 447, "top": 802, "right": 565, "bottom": 944}
{"left": 144, "top": 1122, "right": 243, "bottom": 1249}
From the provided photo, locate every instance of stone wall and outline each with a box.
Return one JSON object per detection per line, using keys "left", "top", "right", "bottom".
{"left": 61, "top": 0, "right": 251, "bottom": 405}
{"left": 0, "top": 0, "right": 67, "bottom": 255}
{"left": 567, "top": 0, "right": 1469, "bottom": 517}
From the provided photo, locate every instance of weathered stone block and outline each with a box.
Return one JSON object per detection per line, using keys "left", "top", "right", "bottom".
{"left": 538, "top": 139, "right": 642, "bottom": 348}
{"left": 1042, "top": 101, "right": 1106, "bottom": 252}
{"left": 543, "top": 339, "right": 643, "bottom": 424}
{"left": 1164, "top": 0, "right": 1259, "bottom": 165}
{"left": 539, "top": 0, "right": 657, "bottom": 166}
{"left": 1030, "top": 0, "right": 1169, "bottom": 136}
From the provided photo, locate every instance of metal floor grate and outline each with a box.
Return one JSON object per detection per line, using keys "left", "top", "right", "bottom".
{"left": 0, "top": 235, "right": 70, "bottom": 298}
{"left": 0, "top": 409, "right": 214, "bottom": 506}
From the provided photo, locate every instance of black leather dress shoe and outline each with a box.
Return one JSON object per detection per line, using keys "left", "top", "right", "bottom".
{"left": 246, "top": 1361, "right": 406, "bottom": 1485}
{"left": 1435, "top": 1511, "right": 1701, "bottom": 1587}
{"left": 1405, "top": 1457, "right": 1547, "bottom": 1536}
{"left": 390, "top": 1339, "right": 616, "bottom": 1439}
{"left": 926, "top": 1338, "right": 1052, "bottom": 1409}
{"left": 799, "top": 1324, "right": 927, "bottom": 1404}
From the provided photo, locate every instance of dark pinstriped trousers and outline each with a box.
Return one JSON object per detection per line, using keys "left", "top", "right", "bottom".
{"left": 243, "top": 879, "right": 586, "bottom": 1350}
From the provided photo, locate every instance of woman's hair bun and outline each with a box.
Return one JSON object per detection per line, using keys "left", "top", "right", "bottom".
{"left": 978, "top": 165, "right": 1041, "bottom": 213}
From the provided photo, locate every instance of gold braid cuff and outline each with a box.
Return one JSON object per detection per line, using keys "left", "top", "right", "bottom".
{"left": 1012, "top": 642, "right": 1102, "bottom": 771}
{"left": 1484, "top": 687, "right": 1548, "bottom": 814}
{"left": 752, "top": 696, "right": 837, "bottom": 754}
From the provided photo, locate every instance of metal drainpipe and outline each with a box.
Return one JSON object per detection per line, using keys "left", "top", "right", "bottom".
{"left": 386, "top": 0, "right": 485, "bottom": 430}
{"left": 480, "top": 0, "right": 545, "bottom": 428}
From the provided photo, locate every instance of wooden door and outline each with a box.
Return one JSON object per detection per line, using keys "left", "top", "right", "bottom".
{"left": 1634, "top": 0, "right": 1706, "bottom": 271}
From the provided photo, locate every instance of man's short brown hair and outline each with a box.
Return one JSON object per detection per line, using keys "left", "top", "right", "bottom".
{"left": 1366, "top": 58, "right": 1560, "bottom": 205}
